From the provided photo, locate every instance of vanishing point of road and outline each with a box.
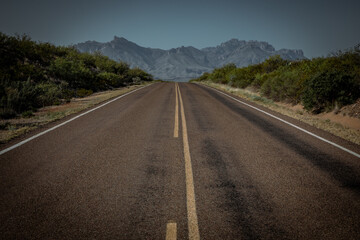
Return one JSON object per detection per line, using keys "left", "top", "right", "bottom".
{"left": 1, "top": 82, "right": 360, "bottom": 239}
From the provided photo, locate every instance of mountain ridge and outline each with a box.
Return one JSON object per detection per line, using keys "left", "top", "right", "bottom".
{"left": 74, "top": 37, "right": 306, "bottom": 81}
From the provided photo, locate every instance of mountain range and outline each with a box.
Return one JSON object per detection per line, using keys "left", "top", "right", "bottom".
{"left": 74, "top": 37, "right": 306, "bottom": 81}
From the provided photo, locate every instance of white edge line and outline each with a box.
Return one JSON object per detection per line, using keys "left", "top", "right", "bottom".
{"left": 0, "top": 84, "right": 152, "bottom": 156}
{"left": 198, "top": 83, "right": 360, "bottom": 159}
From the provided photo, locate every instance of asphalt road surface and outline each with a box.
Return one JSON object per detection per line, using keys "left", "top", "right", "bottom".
{"left": 1, "top": 82, "right": 360, "bottom": 239}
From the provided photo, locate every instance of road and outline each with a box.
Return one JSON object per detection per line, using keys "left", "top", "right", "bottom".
{"left": 1, "top": 82, "right": 360, "bottom": 239}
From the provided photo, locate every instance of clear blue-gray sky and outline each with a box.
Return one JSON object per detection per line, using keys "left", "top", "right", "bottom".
{"left": 1, "top": 0, "right": 359, "bottom": 58}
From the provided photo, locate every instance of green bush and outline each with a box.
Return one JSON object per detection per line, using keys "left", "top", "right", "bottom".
{"left": 49, "top": 57, "right": 94, "bottom": 89}
{"left": 302, "top": 70, "right": 360, "bottom": 112}
{"left": 261, "top": 69, "right": 304, "bottom": 103}
{"left": 126, "top": 67, "right": 153, "bottom": 83}
{"left": 97, "top": 72, "right": 125, "bottom": 88}
{"left": 194, "top": 47, "right": 360, "bottom": 113}
{"left": 0, "top": 32, "right": 153, "bottom": 119}
{"left": 210, "top": 63, "right": 236, "bottom": 84}
{"left": 228, "top": 67, "right": 257, "bottom": 88}
{"left": 76, "top": 89, "right": 93, "bottom": 98}
{"left": 261, "top": 55, "right": 288, "bottom": 73}
{"left": 36, "top": 82, "right": 64, "bottom": 106}
{"left": 22, "top": 110, "right": 34, "bottom": 118}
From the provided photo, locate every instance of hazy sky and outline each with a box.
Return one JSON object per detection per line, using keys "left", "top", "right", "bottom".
{"left": 1, "top": 0, "right": 359, "bottom": 58}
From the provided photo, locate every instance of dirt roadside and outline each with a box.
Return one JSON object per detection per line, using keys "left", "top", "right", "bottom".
{"left": 0, "top": 83, "right": 152, "bottom": 144}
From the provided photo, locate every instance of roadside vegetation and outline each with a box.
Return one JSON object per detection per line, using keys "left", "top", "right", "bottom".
{"left": 0, "top": 32, "right": 153, "bottom": 120}
{"left": 191, "top": 46, "right": 360, "bottom": 114}
{"left": 199, "top": 81, "right": 360, "bottom": 145}
{"left": 0, "top": 84, "right": 150, "bottom": 144}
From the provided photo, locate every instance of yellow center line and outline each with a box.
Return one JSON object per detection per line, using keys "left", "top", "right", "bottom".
{"left": 178, "top": 85, "right": 200, "bottom": 240}
{"left": 166, "top": 222, "right": 177, "bottom": 240}
{"left": 174, "top": 82, "right": 179, "bottom": 138}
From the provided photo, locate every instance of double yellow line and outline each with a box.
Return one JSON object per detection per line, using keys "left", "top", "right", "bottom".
{"left": 174, "top": 83, "right": 179, "bottom": 138}
{"left": 169, "top": 83, "right": 200, "bottom": 240}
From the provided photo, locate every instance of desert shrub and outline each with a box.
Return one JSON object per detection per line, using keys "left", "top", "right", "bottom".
{"left": 194, "top": 46, "right": 360, "bottom": 113}
{"left": 6, "top": 79, "right": 40, "bottom": 112}
{"left": 252, "top": 73, "right": 265, "bottom": 88}
{"left": 302, "top": 70, "right": 360, "bottom": 112}
{"left": 228, "top": 67, "right": 257, "bottom": 88}
{"left": 260, "top": 75, "right": 284, "bottom": 101}
{"left": 97, "top": 72, "right": 125, "bottom": 88}
{"left": 76, "top": 89, "right": 93, "bottom": 98}
{"left": 261, "top": 69, "right": 304, "bottom": 103}
{"left": 126, "top": 67, "right": 153, "bottom": 83}
{"left": 261, "top": 55, "right": 288, "bottom": 73}
{"left": 49, "top": 57, "right": 94, "bottom": 89}
{"left": 0, "top": 79, "right": 37, "bottom": 117}
{"left": 281, "top": 70, "right": 304, "bottom": 103}
{"left": 210, "top": 63, "right": 236, "bottom": 84}
{"left": 94, "top": 54, "right": 117, "bottom": 73}
{"left": 36, "top": 82, "right": 64, "bottom": 106}
{"left": 21, "top": 110, "right": 34, "bottom": 118}
{"left": 192, "top": 72, "right": 210, "bottom": 82}
{"left": 0, "top": 32, "right": 153, "bottom": 119}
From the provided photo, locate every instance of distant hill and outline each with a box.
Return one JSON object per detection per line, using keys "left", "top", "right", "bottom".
{"left": 74, "top": 37, "right": 306, "bottom": 81}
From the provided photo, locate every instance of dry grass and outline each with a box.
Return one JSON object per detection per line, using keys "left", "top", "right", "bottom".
{"left": 0, "top": 83, "right": 151, "bottom": 144}
{"left": 199, "top": 81, "right": 360, "bottom": 145}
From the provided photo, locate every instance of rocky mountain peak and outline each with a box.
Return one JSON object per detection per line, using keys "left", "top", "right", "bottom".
{"left": 74, "top": 37, "right": 306, "bottom": 81}
{"left": 113, "top": 36, "right": 128, "bottom": 42}
{"left": 221, "top": 38, "right": 241, "bottom": 46}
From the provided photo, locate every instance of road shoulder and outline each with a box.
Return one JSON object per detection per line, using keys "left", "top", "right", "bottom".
{"left": 195, "top": 81, "right": 360, "bottom": 146}
{"left": 0, "top": 82, "right": 154, "bottom": 150}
